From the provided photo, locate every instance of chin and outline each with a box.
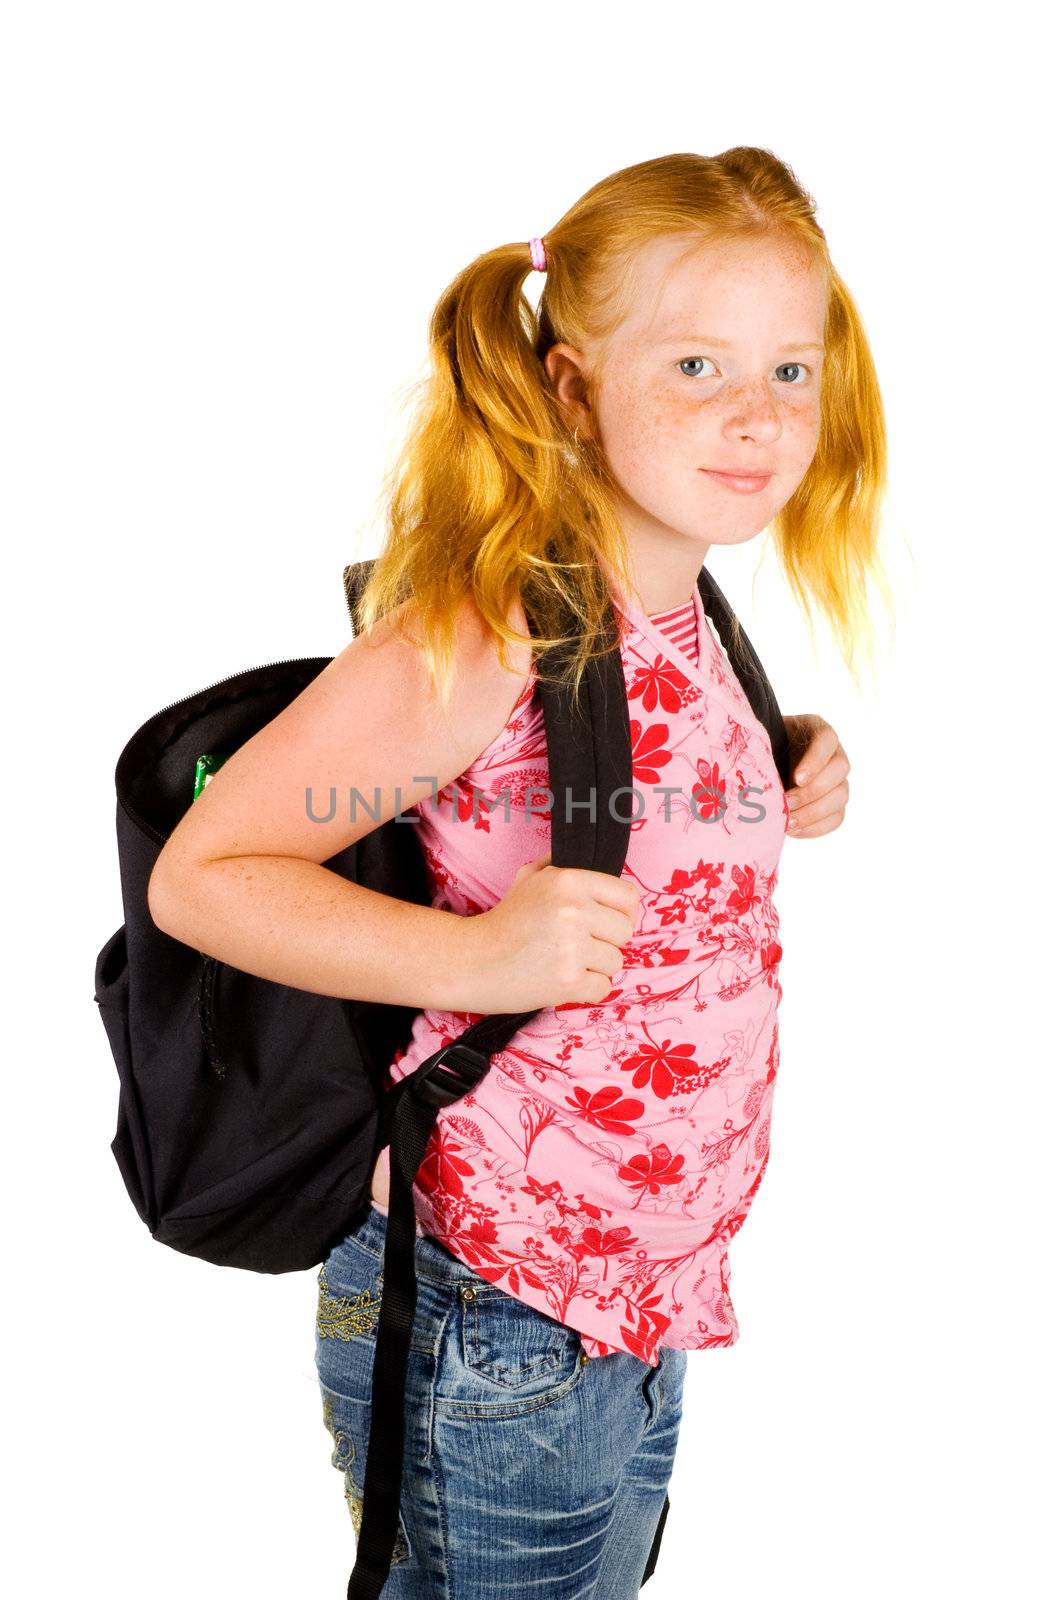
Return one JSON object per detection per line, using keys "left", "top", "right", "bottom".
{"left": 703, "top": 523, "right": 769, "bottom": 548}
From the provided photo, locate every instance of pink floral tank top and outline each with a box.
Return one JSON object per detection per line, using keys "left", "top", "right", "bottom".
{"left": 372, "top": 576, "right": 789, "bottom": 1367}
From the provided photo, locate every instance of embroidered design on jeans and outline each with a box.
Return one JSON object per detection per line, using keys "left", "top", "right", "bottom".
{"left": 320, "top": 1391, "right": 408, "bottom": 1565}
{"left": 315, "top": 1263, "right": 382, "bottom": 1340}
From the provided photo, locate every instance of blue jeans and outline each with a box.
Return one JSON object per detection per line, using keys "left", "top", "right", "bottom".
{"left": 314, "top": 1199, "right": 687, "bottom": 1597}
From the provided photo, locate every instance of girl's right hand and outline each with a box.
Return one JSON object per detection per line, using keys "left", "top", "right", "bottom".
{"left": 465, "top": 852, "right": 642, "bottom": 1014}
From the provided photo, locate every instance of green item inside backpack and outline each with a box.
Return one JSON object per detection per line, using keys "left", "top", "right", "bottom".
{"left": 192, "top": 752, "right": 228, "bottom": 801}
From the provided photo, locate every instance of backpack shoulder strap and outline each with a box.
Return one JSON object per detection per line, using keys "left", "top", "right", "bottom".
{"left": 697, "top": 565, "right": 793, "bottom": 790}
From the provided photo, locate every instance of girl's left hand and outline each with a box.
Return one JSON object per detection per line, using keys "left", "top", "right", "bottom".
{"left": 782, "top": 714, "right": 850, "bottom": 838}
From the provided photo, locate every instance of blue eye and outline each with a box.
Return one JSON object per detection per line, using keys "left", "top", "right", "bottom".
{"left": 677, "top": 357, "right": 718, "bottom": 378}
{"left": 675, "top": 357, "right": 812, "bottom": 384}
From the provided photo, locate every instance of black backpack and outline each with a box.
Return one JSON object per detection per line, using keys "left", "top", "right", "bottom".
{"left": 94, "top": 558, "right": 791, "bottom": 1598}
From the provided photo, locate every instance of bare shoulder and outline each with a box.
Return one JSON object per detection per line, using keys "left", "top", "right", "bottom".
{"left": 385, "top": 587, "right": 531, "bottom": 655}
{"left": 366, "top": 588, "right": 533, "bottom": 721}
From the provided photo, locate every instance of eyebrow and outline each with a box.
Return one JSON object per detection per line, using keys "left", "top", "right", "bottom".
{"left": 658, "top": 334, "right": 825, "bottom": 353}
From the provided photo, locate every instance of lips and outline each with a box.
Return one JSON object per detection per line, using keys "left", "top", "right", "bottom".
{"left": 700, "top": 468, "right": 773, "bottom": 493}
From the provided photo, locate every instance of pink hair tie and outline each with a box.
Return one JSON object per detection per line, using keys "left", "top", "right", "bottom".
{"left": 528, "top": 237, "right": 547, "bottom": 272}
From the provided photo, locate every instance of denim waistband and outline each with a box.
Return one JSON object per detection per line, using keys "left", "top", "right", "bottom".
{"left": 344, "top": 1195, "right": 486, "bottom": 1288}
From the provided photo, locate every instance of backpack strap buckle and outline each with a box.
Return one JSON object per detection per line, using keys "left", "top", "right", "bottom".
{"left": 406, "top": 1041, "right": 492, "bottom": 1110}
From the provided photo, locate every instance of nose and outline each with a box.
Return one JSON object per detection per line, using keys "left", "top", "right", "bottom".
{"left": 721, "top": 380, "right": 785, "bottom": 441}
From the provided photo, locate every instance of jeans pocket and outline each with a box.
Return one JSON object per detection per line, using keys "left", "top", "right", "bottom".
{"left": 459, "top": 1288, "right": 581, "bottom": 1391}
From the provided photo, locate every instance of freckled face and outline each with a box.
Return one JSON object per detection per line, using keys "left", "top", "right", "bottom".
{"left": 589, "top": 233, "right": 829, "bottom": 548}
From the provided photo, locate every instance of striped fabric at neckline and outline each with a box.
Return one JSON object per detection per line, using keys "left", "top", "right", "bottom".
{"left": 646, "top": 596, "right": 700, "bottom": 665}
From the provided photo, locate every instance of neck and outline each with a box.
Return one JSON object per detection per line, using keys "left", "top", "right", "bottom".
{"left": 609, "top": 520, "right": 710, "bottom": 616}
{"left": 601, "top": 505, "right": 710, "bottom": 617}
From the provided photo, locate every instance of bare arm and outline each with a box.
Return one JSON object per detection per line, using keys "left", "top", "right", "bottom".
{"left": 146, "top": 595, "right": 533, "bottom": 1014}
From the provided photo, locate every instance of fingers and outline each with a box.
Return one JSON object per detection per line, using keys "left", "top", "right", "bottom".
{"left": 787, "top": 802, "right": 847, "bottom": 838}
{"left": 790, "top": 723, "right": 842, "bottom": 788}
{"left": 786, "top": 774, "right": 849, "bottom": 836}
{"left": 786, "top": 744, "right": 850, "bottom": 811}
{"left": 785, "top": 728, "right": 850, "bottom": 837}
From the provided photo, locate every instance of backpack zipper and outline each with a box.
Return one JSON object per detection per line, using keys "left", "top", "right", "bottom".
{"left": 147, "top": 653, "right": 328, "bottom": 725}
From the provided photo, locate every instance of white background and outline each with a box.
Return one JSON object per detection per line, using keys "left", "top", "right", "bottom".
{"left": 3, "top": 3, "right": 1060, "bottom": 1596}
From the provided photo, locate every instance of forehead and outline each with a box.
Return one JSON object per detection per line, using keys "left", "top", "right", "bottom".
{"left": 616, "top": 232, "right": 828, "bottom": 346}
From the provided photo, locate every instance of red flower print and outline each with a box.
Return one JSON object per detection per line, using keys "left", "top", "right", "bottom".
{"left": 629, "top": 656, "right": 689, "bottom": 714}
{"left": 658, "top": 894, "right": 694, "bottom": 930}
{"left": 620, "top": 1037, "right": 699, "bottom": 1099}
{"left": 565, "top": 1083, "right": 645, "bottom": 1134}
{"left": 760, "top": 939, "right": 782, "bottom": 974}
{"left": 629, "top": 720, "right": 673, "bottom": 784}
{"left": 505, "top": 769, "right": 552, "bottom": 820}
{"left": 692, "top": 758, "right": 727, "bottom": 822}
{"left": 618, "top": 1142, "right": 685, "bottom": 1201}
{"left": 521, "top": 1173, "right": 565, "bottom": 1208}
{"left": 658, "top": 945, "right": 694, "bottom": 967}
{"left": 573, "top": 1225, "right": 638, "bottom": 1262}
{"left": 742, "top": 1081, "right": 766, "bottom": 1118}
{"left": 462, "top": 1216, "right": 503, "bottom": 1255}
{"left": 663, "top": 859, "right": 724, "bottom": 895}
{"left": 456, "top": 1234, "right": 518, "bottom": 1281}
{"left": 419, "top": 1129, "right": 476, "bottom": 1198}
{"left": 619, "top": 1284, "right": 673, "bottom": 1362}
{"left": 725, "top": 864, "right": 760, "bottom": 917}
{"left": 723, "top": 716, "right": 751, "bottom": 761}
{"left": 765, "top": 1021, "right": 780, "bottom": 1085}
{"left": 432, "top": 777, "right": 492, "bottom": 836}
{"left": 419, "top": 839, "right": 468, "bottom": 900}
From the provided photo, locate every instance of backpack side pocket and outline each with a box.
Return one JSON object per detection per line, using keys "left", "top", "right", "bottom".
{"left": 95, "top": 924, "right": 156, "bottom": 1229}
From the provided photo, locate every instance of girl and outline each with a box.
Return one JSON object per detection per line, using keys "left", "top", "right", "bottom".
{"left": 148, "top": 146, "right": 879, "bottom": 1596}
